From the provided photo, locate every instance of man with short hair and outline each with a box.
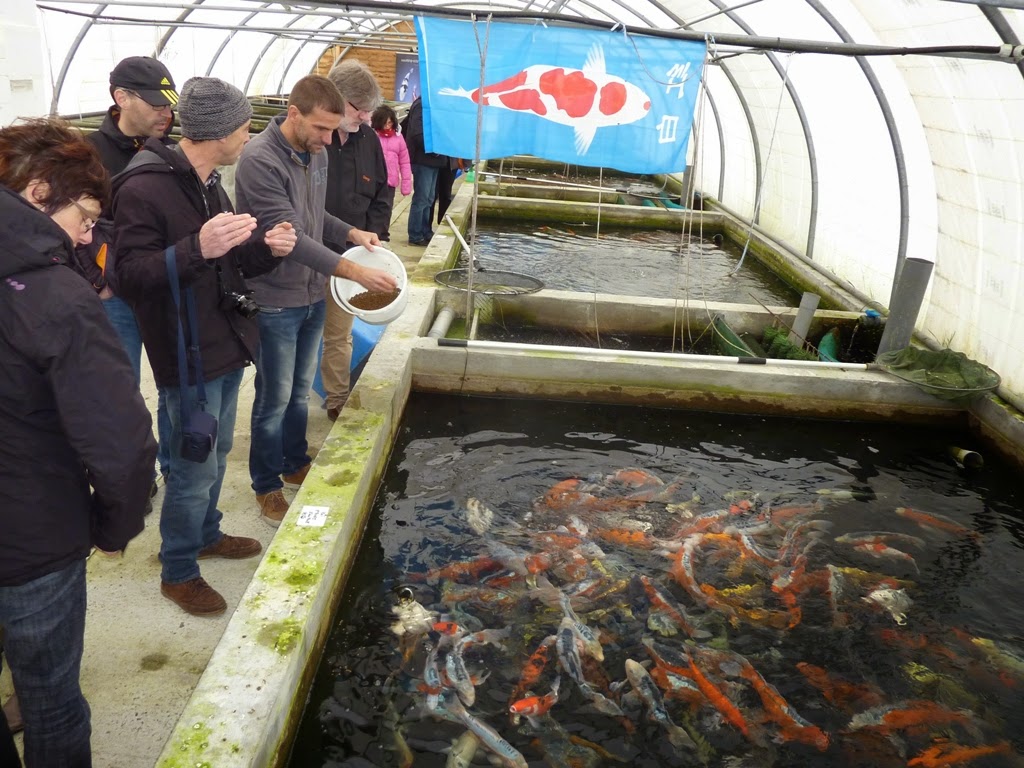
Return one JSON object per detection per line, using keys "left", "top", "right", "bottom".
{"left": 112, "top": 77, "right": 298, "bottom": 616}
{"left": 321, "top": 60, "right": 391, "bottom": 421}
{"left": 80, "top": 55, "right": 178, "bottom": 487}
{"left": 235, "top": 74, "right": 397, "bottom": 527}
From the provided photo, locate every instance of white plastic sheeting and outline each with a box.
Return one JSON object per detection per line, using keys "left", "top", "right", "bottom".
{"left": 4, "top": 0, "right": 1023, "bottom": 406}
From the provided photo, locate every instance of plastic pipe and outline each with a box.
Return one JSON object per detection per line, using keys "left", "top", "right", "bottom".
{"left": 437, "top": 338, "right": 870, "bottom": 370}
{"left": 948, "top": 446, "right": 983, "bottom": 469}
{"left": 788, "top": 292, "right": 820, "bottom": 346}
{"left": 876, "top": 257, "right": 933, "bottom": 356}
{"left": 427, "top": 307, "right": 455, "bottom": 339}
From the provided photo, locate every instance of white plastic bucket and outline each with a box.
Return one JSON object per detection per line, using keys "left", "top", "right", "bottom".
{"left": 329, "top": 245, "right": 408, "bottom": 325}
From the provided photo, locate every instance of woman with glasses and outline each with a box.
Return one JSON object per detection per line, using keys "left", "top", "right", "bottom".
{"left": 0, "top": 117, "right": 157, "bottom": 766}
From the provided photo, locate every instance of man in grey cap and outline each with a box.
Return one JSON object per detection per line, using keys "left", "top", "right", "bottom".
{"left": 112, "top": 77, "right": 298, "bottom": 616}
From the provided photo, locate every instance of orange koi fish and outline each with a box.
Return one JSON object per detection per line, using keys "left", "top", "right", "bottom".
{"left": 511, "top": 635, "right": 556, "bottom": 702}
{"left": 847, "top": 700, "right": 972, "bottom": 735}
{"left": 509, "top": 677, "right": 560, "bottom": 726}
{"left": 895, "top": 507, "right": 980, "bottom": 540}
{"left": 737, "top": 661, "right": 829, "bottom": 751}
{"left": 796, "top": 662, "right": 883, "bottom": 712}
{"left": 411, "top": 556, "right": 504, "bottom": 584}
{"left": 907, "top": 738, "right": 1010, "bottom": 767}
{"left": 681, "top": 645, "right": 752, "bottom": 739}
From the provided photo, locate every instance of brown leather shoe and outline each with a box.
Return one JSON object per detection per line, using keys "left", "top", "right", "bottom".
{"left": 161, "top": 577, "right": 227, "bottom": 616}
{"left": 198, "top": 534, "right": 262, "bottom": 560}
{"left": 2, "top": 692, "right": 23, "bottom": 734}
{"left": 326, "top": 407, "right": 340, "bottom": 422}
{"left": 282, "top": 463, "right": 311, "bottom": 488}
{"left": 257, "top": 489, "right": 289, "bottom": 528}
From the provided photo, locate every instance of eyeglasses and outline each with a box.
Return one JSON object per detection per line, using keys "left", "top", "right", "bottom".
{"left": 123, "top": 89, "right": 172, "bottom": 112}
{"left": 347, "top": 101, "right": 372, "bottom": 117}
{"left": 70, "top": 199, "right": 98, "bottom": 232}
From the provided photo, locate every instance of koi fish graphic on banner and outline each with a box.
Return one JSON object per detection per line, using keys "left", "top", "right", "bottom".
{"left": 415, "top": 18, "right": 705, "bottom": 174}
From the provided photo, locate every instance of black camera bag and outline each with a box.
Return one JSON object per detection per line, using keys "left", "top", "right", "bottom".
{"left": 166, "top": 247, "right": 218, "bottom": 464}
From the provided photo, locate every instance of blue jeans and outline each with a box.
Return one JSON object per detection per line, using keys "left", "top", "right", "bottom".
{"left": 103, "top": 295, "right": 172, "bottom": 477}
{"left": 0, "top": 560, "right": 90, "bottom": 767}
{"left": 249, "top": 301, "right": 325, "bottom": 495}
{"left": 408, "top": 164, "right": 440, "bottom": 242}
{"left": 160, "top": 367, "right": 243, "bottom": 584}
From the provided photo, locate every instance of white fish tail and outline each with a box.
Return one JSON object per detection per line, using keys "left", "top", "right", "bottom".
{"left": 439, "top": 86, "right": 474, "bottom": 99}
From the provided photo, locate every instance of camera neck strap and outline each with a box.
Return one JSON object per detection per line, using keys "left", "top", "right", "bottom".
{"left": 165, "top": 246, "right": 209, "bottom": 421}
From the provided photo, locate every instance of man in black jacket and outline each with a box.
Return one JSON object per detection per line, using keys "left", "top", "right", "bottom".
{"left": 113, "top": 77, "right": 298, "bottom": 617}
{"left": 82, "top": 56, "right": 179, "bottom": 484}
{"left": 321, "top": 60, "right": 390, "bottom": 420}
{"left": 0, "top": 118, "right": 156, "bottom": 766}
{"left": 404, "top": 95, "right": 449, "bottom": 245}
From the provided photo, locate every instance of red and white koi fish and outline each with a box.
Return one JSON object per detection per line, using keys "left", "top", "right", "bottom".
{"left": 509, "top": 676, "right": 561, "bottom": 727}
{"left": 439, "top": 45, "right": 651, "bottom": 155}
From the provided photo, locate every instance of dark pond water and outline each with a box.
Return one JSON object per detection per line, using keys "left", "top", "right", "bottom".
{"left": 289, "top": 394, "right": 1024, "bottom": 768}
{"left": 464, "top": 223, "right": 799, "bottom": 306}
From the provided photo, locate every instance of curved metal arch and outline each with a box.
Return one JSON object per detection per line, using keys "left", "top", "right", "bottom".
{"left": 50, "top": 2, "right": 108, "bottom": 114}
{"left": 804, "top": 0, "right": 910, "bottom": 302}
{"left": 698, "top": 80, "right": 726, "bottom": 202}
{"left": 206, "top": 2, "right": 272, "bottom": 76}
{"left": 979, "top": 4, "right": 1024, "bottom": 79}
{"left": 708, "top": 0, "right": 819, "bottom": 257}
{"left": 244, "top": 13, "right": 306, "bottom": 95}
{"left": 154, "top": 0, "right": 203, "bottom": 57}
{"left": 275, "top": 15, "right": 346, "bottom": 95}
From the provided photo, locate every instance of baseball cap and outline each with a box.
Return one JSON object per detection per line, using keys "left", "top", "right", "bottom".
{"left": 109, "top": 56, "right": 178, "bottom": 107}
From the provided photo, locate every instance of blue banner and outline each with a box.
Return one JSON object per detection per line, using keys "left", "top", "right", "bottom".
{"left": 415, "top": 18, "right": 705, "bottom": 174}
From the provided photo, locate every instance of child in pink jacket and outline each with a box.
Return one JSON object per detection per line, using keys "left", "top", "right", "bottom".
{"left": 372, "top": 105, "right": 411, "bottom": 241}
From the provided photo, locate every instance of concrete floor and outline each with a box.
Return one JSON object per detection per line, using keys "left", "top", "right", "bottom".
{"left": 0, "top": 190, "right": 432, "bottom": 767}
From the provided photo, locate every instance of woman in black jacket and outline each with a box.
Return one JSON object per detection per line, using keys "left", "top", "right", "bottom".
{"left": 0, "top": 118, "right": 157, "bottom": 767}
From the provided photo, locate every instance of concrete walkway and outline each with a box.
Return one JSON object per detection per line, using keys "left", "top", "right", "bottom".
{"left": 0, "top": 189, "right": 434, "bottom": 767}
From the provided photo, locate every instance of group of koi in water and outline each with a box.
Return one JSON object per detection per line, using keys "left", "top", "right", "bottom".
{"left": 369, "top": 468, "right": 1024, "bottom": 767}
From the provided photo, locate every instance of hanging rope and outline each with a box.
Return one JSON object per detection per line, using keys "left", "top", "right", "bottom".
{"left": 730, "top": 52, "right": 793, "bottom": 277}
{"left": 591, "top": 166, "right": 603, "bottom": 349}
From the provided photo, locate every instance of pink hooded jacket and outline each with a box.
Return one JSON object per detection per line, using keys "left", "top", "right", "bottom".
{"left": 376, "top": 130, "right": 412, "bottom": 196}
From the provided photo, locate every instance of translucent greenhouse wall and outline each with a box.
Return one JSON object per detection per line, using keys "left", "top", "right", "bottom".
{"left": 4, "top": 0, "right": 1024, "bottom": 408}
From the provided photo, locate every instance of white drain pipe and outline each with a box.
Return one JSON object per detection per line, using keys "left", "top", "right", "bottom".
{"left": 436, "top": 338, "right": 872, "bottom": 370}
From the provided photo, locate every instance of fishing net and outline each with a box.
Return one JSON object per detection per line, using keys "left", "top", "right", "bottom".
{"left": 762, "top": 325, "right": 816, "bottom": 361}
{"left": 434, "top": 268, "right": 544, "bottom": 296}
{"left": 875, "top": 347, "right": 1001, "bottom": 401}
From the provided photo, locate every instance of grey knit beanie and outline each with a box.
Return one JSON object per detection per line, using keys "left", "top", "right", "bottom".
{"left": 177, "top": 77, "right": 252, "bottom": 140}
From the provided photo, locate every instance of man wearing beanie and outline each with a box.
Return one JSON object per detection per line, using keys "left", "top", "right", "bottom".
{"left": 234, "top": 74, "right": 396, "bottom": 528}
{"left": 111, "top": 76, "right": 299, "bottom": 617}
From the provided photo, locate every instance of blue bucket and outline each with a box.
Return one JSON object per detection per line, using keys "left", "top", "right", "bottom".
{"left": 311, "top": 317, "right": 386, "bottom": 400}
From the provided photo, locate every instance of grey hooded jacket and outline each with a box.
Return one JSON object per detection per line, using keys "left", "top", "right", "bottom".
{"left": 234, "top": 114, "right": 353, "bottom": 308}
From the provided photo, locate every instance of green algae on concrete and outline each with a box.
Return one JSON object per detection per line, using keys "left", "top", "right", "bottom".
{"left": 157, "top": 717, "right": 215, "bottom": 768}
{"left": 258, "top": 617, "right": 303, "bottom": 655}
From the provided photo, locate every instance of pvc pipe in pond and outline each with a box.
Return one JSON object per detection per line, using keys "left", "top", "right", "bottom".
{"left": 788, "top": 292, "right": 820, "bottom": 346}
{"left": 948, "top": 446, "right": 983, "bottom": 469}
{"left": 436, "top": 338, "right": 871, "bottom": 370}
{"left": 876, "top": 257, "right": 934, "bottom": 356}
{"left": 427, "top": 307, "right": 456, "bottom": 339}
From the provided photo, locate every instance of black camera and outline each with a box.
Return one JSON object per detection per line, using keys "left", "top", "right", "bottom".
{"left": 181, "top": 408, "right": 218, "bottom": 463}
{"left": 221, "top": 290, "right": 260, "bottom": 319}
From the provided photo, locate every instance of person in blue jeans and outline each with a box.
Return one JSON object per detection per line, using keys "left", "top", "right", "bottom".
{"left": 402, "top": 96, "right": 450, "bottom": 246}
{"left": 235, "top": 74, "right": 395, "bottom": 527}
{"left": 1, "top": 118, "right": 156, "bottom": 767}
{"left": 112, "top": 77, "right": 298, "bottom": 616}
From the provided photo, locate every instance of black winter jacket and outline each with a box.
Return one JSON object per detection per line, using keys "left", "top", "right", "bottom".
{"left": 323, "top": 124, "right": 391, "bottom": 250}
{"left": 403, "top": 97, "right": 449, "bottom": 168}
{"left": 0, "top": 186, "right": 156, "bottom": 586}
{"left": 73, "top": 107, "right": 177, "bottom": 293}
{"left": 111, "top": 139, "right": 281, "bottom": 389}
